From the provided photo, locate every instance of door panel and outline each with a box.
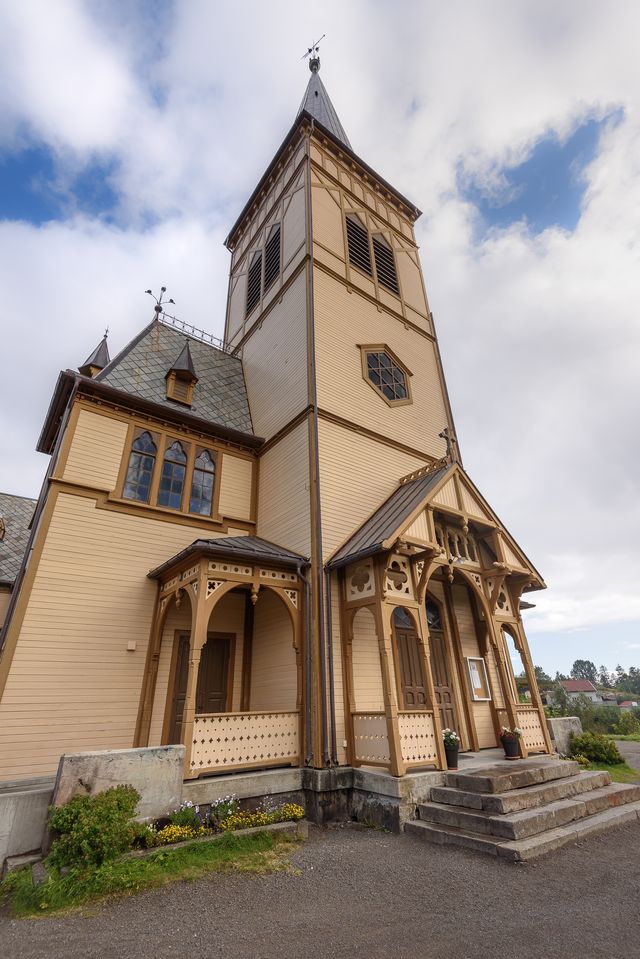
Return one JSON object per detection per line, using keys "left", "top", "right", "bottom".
{"left": 196, "top": 636, "right": 231, "bottom": 714}
{"left": 430, "top": 628, "right": 458, "bottom": 731}
{"left": 395, "top": 627, "right": 428, "bottom": 709}
{"left": 167, "top": 633, "right": 190, "bottom": 744}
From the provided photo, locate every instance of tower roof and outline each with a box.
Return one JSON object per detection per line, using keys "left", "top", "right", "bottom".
{"left": 297, "top": 57, "right": 352, "bottom": 149}
{"left": 79, "top": 335, "right": 110, "bottom": 376}
{"left": 166, "top": 340, "right": 198, "bottom": 381}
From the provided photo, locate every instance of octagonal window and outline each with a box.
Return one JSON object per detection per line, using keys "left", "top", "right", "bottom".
{"left": 361, "top": 346, "right": 411, "bottom": 405}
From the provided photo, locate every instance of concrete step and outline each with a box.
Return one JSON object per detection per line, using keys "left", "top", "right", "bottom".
{"left": 430, "top": 770, "right": 611, "bottom": 815}
{"left": 405, "top": 800, "right": 640, "bottom": 861}
{"left": 444, "top": 759, "right": 580, "bottom": 795}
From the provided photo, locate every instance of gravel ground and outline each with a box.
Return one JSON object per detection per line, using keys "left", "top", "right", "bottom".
{"left": 2, "top": 822, "right": 640, "bottom": 959}
{"left": 615, "top": 738, "right": 640, "bottom": 771}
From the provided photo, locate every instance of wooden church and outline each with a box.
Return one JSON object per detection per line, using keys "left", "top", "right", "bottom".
{"left": 0, "top": 57, "right": 551, "bottom": 787}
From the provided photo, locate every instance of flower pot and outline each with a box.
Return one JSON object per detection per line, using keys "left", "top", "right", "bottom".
{"left": 501, "top": 737, "right": 520, "bottom": 760}
{"left": 444, "top": 743, "right": 459, "bottom": 769}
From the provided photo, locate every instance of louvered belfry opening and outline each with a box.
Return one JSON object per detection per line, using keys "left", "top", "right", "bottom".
{"left": 264, "top": 223, "right": 281, "bottom": 292}
{"left": 246, "top": 250, "right": 262, "bottom": 316}
{"left": 373, "top": 234, "right": 400, "bottom": 295}
{"left": 346, "top": 214, "right": 372, "bottom": 275}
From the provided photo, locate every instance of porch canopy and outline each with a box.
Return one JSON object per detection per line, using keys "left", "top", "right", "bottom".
{"left": 137, "top": 536, "right": 309, "bottom": 778}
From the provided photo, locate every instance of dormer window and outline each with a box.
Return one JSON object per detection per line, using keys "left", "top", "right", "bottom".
{"left": 359, "top": 344, "right": 412, "bottom": 407}
{"left": 346, "top": 214, "right": 372, "bottom": 275}
{"left": 165, "top": 341, "right": 198, "bottom": 406}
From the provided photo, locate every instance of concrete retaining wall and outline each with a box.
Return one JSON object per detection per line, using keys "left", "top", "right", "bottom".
{"left": 547, "top": 717, "right": 582, "bottom": 756}
{"left": 0, "top": 782, "right": 53, "bottom": 872}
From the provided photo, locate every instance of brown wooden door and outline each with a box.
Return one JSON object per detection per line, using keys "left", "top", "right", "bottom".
{"left": 196, "top": 635, "right": 231, "bottom": 714}
{"left": 393, "top": 610, "right": 428, "bottom": 709}
{"left": 430, "top": 628, "right": 458, "bottom": 731}
{"left": 167, "top": 633, "right": 190, "bottom": 744}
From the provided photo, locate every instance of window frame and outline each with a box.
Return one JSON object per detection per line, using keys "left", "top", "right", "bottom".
{"left": 189, "top": 445, "right": 219, "bottom": 517}
{"left": 345, "top": 212, "right": 373, "bottom": 277}
{"left": 358, "top": 343, "right": 413, "bottom": 408}
{"left": 121, "top": 427, "right": 160, "bottom": 504}
{"left": 157, "top": 437, "right": 189, "bottom": 511}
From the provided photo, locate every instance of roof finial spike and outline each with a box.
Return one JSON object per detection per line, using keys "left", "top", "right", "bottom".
{"left": 439, "top": 426, "right": 460, "bottom": 465}
{"left": 301, "top": 33, "right": 325, "bottom": 72}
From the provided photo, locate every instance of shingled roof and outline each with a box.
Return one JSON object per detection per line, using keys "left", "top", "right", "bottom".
{"left": 95, "top": 320, "right": 253, "bottom": 435}
{"left": 149, "top": 536, "right": 309, "bottom": 579}
{"left": 328, "top": 464, "right": 453, "bottom": 569}
{"left": 0, "top": 492, "right": 37, "bottom": 586}
{"left": 297, "top": 58, "right": 352, "bottom": 149}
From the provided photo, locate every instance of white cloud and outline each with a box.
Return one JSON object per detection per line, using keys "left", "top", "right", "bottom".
{"left": 0, "top": 1, "right": 639, "bottom": 655}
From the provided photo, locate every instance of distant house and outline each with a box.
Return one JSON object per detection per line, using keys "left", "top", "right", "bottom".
{"left": 619, "top": 701, "right": 639, "bottom": 712}
{"left": 554, "top": 680, "right": 603, "bottom": 704}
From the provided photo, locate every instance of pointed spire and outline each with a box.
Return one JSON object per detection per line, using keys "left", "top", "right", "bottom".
{"left": 297, "top": 57, "right": 352, "bottom": 150}
{"left": 167, "top": 340, "right": 198, "bottom": 381}
{"left": 165, "top": 339, "right": 198, "bottom": 406}
{"left": 79, "top": 333, "right": 110, "bottom": 378}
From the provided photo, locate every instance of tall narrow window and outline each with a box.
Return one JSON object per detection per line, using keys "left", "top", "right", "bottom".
{"left": 263, "top": 224, "right": 281, "bottom": 291}
{"left": 246, "top": 250, "right": 262, "bottom": 316}
{"left": 372, "top": 234, "right": 400, "bottom": 295}
{"left": 157, "top": 441, "right": 187, "bottom": 510}
{"left": 189, "top": 449, "right": 215, "bottom": 516}
{"left": 346, "top": 214, "right": 372, "bottom": 275}
{"left": 123, "top": 432, "right": 157, "bottom": 502}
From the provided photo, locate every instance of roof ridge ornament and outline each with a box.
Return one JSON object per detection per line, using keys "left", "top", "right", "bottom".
{"left": 301, "top": 33, "right": 325, "bottom": 72}
{"left": 439, "top": 426, "right": 460, "bottom": 465}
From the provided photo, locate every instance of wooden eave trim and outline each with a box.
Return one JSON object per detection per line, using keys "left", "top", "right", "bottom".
{"left": 148, "top": 543, "right": 310, "bottom": 581}
{"left": 36, "top": 371, "right": 75, "bottom": 454}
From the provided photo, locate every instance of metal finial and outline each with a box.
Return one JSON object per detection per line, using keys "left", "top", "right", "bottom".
{"left": 146, "top": 287, "right": 175, "bottom": 320}
{"left": 103, "top": 326, "right": 109, "bottom": 339}
{"left": 301, "top": 33, "right": 325, "bottom": 71}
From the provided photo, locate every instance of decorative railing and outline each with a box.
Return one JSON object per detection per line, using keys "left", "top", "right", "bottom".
{"left": 515, "top": 705, "right": 547, "bottom": 752}
{"left": 398, "top": 711, "right": 438, "bottom": 765}
{"left": 351, "top": 712, "right": 390, "bottom": 765}
{"left": 189, "top": 711, "right": 299, "bottom": 775}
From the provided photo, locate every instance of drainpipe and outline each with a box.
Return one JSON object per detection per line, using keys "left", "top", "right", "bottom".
{"left": 324, "top": 568, "right": 338, "bottom": 765}
{"left": 297, "top": 561, "right": 313, "bottom": 766}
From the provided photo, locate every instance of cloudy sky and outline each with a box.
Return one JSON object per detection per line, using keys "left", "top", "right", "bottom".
{"left": 0, "top": 1, "right": 638, "bottom": 675}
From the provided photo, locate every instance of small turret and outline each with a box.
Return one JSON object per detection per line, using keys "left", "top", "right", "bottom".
{"left": 79, "top": 334, "right": 110, "bottom": 378}
{"left": 165, "top": 340, "right": 198, "bottom": 406}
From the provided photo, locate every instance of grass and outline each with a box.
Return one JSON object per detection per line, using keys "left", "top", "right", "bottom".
{"left": 0, "top": 830, "right": 299, "bottom": 918}
{"left": 605, "top": 733, "right": 640, "bottom": 742}
{"left": 586, "top": 761, "right": 640, "bottom": 784}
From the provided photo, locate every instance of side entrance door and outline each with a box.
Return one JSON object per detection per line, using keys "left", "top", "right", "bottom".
{"left": 393, "top": 607, "right": 427, "bottom": 709}
{"left": 166, "top": 632, "right": 232, "bottom": 744}
{"left": 426, "top": 600, "right": 459, "bottom": 731}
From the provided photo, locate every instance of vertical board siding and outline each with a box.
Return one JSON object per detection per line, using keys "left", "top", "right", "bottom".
{"left": 63, "top": 408, "right": 129, "bottom": 490}
{"left": 0, "top": 493, "right": 236, "bottom": 781}
{"left": 451, "top": 584, "right": 498, "bottom": 748}
{"left": 317, "top": 417, "right": 426, "bottom": 559}
{"left": 313, "top": 271, "right": 447, "bottom": 458}
{"left": 218, "top": 454, "right": 254, "bottom": 521}
{"left": 459, "top": 483, "right": 491, "bottom": 521}
{"left": 241, "top": 270, "right": 308, "bottom": 439}
{"left": 351, "top": 607, "right": 384, "bottom": 712}
{"left": 405, "top": 510, "right": 429, "bottom": 541}
{"left": 257, "top": 420, "right": 311, "bottom": 557}
{"left": 431, "top": 478, "right": 459, "bottom": 510}
{"left": 0, "top": 590, "right": 10, "bottom": 629}
{"left": 250, "top": 590, "right": 296, "bottom": 711}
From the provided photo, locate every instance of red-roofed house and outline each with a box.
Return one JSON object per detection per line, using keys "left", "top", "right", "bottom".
{"left": 559, "top": 679, "right": 603, "bottom": 703}
{"left": 619, "top": 700, "right": 639, "bottom": 711}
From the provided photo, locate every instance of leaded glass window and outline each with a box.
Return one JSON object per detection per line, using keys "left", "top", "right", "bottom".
{"left": 426, "top": 600, "right": 443, "bottom": 631}
{"left": 123, "top": 431, "right": 157, "bottom": 503}
{"left": 366, "top": 350, "right": 408, "bottom": 401}
{"left": 157, "top": 441, "right": 187, "bottom": 510}
{"left": 189, "top": 449, "right": 215, "bottom": 516}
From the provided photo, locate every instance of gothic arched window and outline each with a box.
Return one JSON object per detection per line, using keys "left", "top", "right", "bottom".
{"left": 123, "top": 431, "right": 157, "bottom": 503}
{"left": 157, "top": 441, "right": 187, "bottom": 510}
{"left": 189, "top": 449, "right": 216, "bottom": 515}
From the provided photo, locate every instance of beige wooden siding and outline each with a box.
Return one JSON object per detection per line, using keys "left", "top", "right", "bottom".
{"left": 241, "top": 269, "right": 308, "bottom": 440}
{"left": 0, "top": 492, "right": 238, "bottom": 782}
{"left": 501, "top": 538, "right": 528, "bottom": 571}
{"left": 459, "top": 481, "right": 492, "bottom": 521}
{"left": 250, "top": 589, "right": 296, "bottom": 711}
{"left": 432, "top": 478, "right": 459, "bottom": 510}
{"left": 451, "top": 584, "right": 498, "bottom": 748}
{"left": 257, "top": 420, "right": 311, "bottom": 557}
{"left": 317, "top": 417, "right": 426, "bottom": 559}
{"left": 404, "top": 510, "right": 429, "bottom": 542}
{"left": 351, "top": 607, "right": 385, "bottom": 712}
{"left": 313, "top": 271, "right": 448, "bottom": 459}
{"left": 396, "top": 246, "right": 428, "bottom": 316}
{"left": 0, "top": 590, "right": 10, "bottom": 629}
{"left": 63, "top": 408, "right": 129, "bottom": 490}
{"left": 218, "top": 454, "right": 254, "bottom": 521}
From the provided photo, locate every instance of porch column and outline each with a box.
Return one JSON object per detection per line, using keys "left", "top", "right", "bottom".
{"left": 416, "top": 604, "right": 447, "bottom": 770}
{"left": 487, "top": 618, "right": 523, "bottom": 753}
{"left": 374, "top": 598, "right": 405, "bottom": 777}
{"left": 182, "top": 567, "right": 209, "bottom": 778}
{"left": 513, "top": 619, "right": 554, "bottom": 754}
{"left": 134, "top": 586, "right": 165, "bottom": 748}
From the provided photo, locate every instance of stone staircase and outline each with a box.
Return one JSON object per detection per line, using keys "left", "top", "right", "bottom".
{"left": 405, "top": 758, "right": 640, "bottom": 861}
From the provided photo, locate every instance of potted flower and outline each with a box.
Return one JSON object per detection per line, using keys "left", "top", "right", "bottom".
{"left": 442, "top": 728, "right": 461, "bottom": 769}
{"left": 500, "top": 726, "right": 522, "bottom": 760}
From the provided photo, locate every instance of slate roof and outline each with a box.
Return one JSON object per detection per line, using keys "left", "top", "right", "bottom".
{"left": 297, "top": 61, "right": 352, "bottom": 149}
{"left": 0, "top": 492, "right": 37, "bottom": 586}
{"left": 560, "top": 680, "right": 598, "bottom": 693}
{"left": 328, "top": 464, "right": 453, "bottom": 568}
{"left": 149, "top": 536, "right": 309, "bottom": 579}
{"left": 80, "top": 335, "right": 110, "bottom": 373}
{"left": 96, "top": 320, "right": 253, "bottom": 435}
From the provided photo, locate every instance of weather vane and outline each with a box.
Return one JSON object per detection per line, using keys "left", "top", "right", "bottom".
{"left": 301, "top": 33, "right": 325, "bottom": 65}
{"left": 145, "top": 286, "right": 175, "bottom": 320}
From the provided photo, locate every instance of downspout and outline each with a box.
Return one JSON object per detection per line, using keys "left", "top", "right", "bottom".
{"left": 324, "top": 568, "right": 338, "bottom": 765}
{"left": 304, "top": 121, "right": 330, "bottom": 766}
{"left": 0, "top": 381, "right": 79, "bottom": 652}
{"left": 297, "top": 561, "right": 313, "bottom": 765}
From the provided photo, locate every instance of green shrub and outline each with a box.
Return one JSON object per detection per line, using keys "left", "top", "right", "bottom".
{"left": 569, "top": 731, "right": 624, "bottom": 765}
{"left": 47, "top": 785, "right": 140, "bottom": 871}
{"left": 615, "top": 711, "right": 640, "bottom": 736}
{"left": 169, "top": 800, "right": 201, "bottom": 829}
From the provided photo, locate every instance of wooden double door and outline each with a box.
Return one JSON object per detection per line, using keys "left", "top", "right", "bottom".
{"left": 393, "top": 604, "right": 459, "bottom": 732}
{"left": 166, "top": 632, "right": 232, "bottom": 745}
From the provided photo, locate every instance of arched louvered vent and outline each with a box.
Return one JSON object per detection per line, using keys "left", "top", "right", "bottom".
{"left": 372, "top": 234, "right": 400, "bottom": 295}
{"left": 346, "top": 214, "right": 372, "bottom": 275}
{"left": 264, "top": 224, "right": 281, "bottom": 292}
{"left": 246, "top": 250, "right": 262, "bottom": 316}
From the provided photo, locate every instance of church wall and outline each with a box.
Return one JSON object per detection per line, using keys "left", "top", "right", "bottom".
{"left": 313, "top": 270, "right": 447, "bottom": 461}
{"left": 316, "top": 417, "right": 427, "bottom": 559}
{"left": 450, "top": 583, "right": 500, "bottom": 748}
{"left": 218, "top": 454, "right": 254, "bottom": 522}
{"left": 63, "top": 408, "right": 129, "bottom": 489}
{"left": 329, "top": 576, "right": 347, "bottom": 765}
{"left": 351, "top": 607, "right": 389, "bottom": 712}
{"left": 250, "top": 589, "right": 297, "bottom": 712}
{"left": 256, "top": 420, "right": 311, "bottom": 557}
{"left": 0, "top": 491, "right": 241, "bottom": 782}
{"left": 0, "top": 589, "right": 10, "bottom": 630}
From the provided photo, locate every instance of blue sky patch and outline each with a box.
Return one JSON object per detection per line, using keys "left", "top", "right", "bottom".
{"left": 460, "top": 111, "right": 621, "bottom": 236}
{"left": 0, "top": 145, "right": 119, "bottom": 224}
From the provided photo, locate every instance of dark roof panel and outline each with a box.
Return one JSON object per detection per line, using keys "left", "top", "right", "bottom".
{"left": 0, "top": 492, "right": 37, "bottom": 585}
{"left": 297, "top": 62, "right": 351, "bottom": 149}
{"left": 168, "top": 341, "right": 198, "bottom": 379}
{"left": 328, "top": 465, "right": 452, "bottom": 568}
{"left": 80, "top": 335, "right": 110, "bottom": 373}
{"left": 96, "top": 321, "right": 252, "bottom": 435}
{"left": 149, "top": 535, "right": 309, "bottom": 579}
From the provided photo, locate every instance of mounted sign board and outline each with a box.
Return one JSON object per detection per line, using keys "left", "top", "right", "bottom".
{"left": 466, "top": 657, "right": 491, "bottom": 701}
